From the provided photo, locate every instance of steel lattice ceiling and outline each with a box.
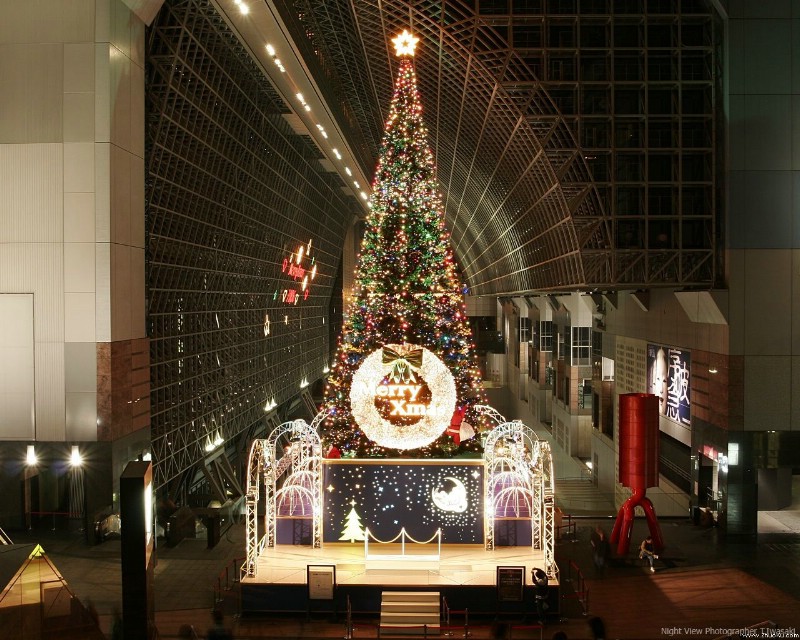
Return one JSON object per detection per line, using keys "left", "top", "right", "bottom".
{"left": 277, "top": 0, "right": 719, "bottom": 294}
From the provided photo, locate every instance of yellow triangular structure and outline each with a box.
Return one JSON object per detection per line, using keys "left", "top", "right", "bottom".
{"left": 28, "top": 544, "right": 45, "bottom": 558}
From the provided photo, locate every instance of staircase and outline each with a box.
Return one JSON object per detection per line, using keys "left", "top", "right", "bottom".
{"left": 555, "top": 478, "right": 616, "bottom": 514}
{"left": 379, "top": 591, "right": 440, "bottom": 637}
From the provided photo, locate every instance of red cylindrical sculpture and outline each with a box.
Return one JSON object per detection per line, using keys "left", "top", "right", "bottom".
{"left": 618, "top": 393, "right": 659, "bottom": 490}
{"left": 610, "top": 393, "right": 664, "bottom": 558}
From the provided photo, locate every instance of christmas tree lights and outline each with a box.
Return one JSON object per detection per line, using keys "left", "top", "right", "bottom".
{"left": 322, "top": 30, "right": 485, "bottom": 458}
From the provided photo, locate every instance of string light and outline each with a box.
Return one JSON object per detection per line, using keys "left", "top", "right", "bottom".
{"left": 349, "top": 345, "right": 456, "bottom": 449}
{"left": 321, "top": 32, "right": 486, "bottom": 458}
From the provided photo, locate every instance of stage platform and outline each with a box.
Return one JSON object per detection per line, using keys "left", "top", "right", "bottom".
{"left": 240, "top": 543, "right": 560, "bottom": 617}
{"left": 244, "top": 543, "right": 557, "bottom": 588}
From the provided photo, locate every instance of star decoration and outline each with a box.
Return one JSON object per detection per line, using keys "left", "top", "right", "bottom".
{"left": 393, "top": 29, "right": 419, "bottom": 57}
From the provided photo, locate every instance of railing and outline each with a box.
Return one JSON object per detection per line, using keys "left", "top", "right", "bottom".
{"left": 438, "top": 607, "right": 471, "bottom": 639}
{"left": 0, "top": 525, "right": 12, "bottom": 545}
{"left": 344, "top": 595, "right": 354, "bottom": 640}
{"left": 441, "top": 596, "right": 452, "bottom": 636}
{"left": 561, "top": 559, "right": 590, "bottom": 616}
{"left": 554, "top": 513, "right": 577, "bottom": 541}
{"left": 213, "top": 556, "right": 245, "bottom": 615}
{"left": 364, "top": 527, "right": 441, "bottom": 561}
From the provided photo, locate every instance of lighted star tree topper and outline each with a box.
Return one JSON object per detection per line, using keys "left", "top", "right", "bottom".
{"left": 322, "top": 29, "right": 486, "bottom": 458}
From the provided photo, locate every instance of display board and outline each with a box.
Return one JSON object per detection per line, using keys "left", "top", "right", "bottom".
{"left": 496, "top": 566, "right": 525, "bottom": 602}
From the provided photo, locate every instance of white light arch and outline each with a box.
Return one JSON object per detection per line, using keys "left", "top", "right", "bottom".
{"left": 480, "top": 409, "right": 557, "bottom": 580}
{"left": 243, "top": 417, "right": 323, "bottom": 578}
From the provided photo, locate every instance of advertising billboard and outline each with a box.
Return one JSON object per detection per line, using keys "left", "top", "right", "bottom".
{"left": 647, "top": 344, "right": 690, "bottom": 426}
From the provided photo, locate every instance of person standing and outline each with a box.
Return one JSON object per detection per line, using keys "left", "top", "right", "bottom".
{"left": 532, "top": 568, "right": 549, "bottom": 625}
{"left": 590, "top": 526, "right": 609, "bottom": 576}
{"left": 639, "top": 535, "right": 658, "bottom": 573}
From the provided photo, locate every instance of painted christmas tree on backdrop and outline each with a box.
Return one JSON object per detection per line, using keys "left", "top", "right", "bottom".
{"left": 322, "top": 30, "right": 485, "bottom": 458}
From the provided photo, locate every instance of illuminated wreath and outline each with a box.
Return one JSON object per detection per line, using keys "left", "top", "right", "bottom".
{"left": 350, "top": 344, "right": 457, "bottom": 449}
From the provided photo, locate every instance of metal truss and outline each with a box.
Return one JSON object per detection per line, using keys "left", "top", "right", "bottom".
{"left": 146, "top": 0, "right": 359, "bottom": 494}
{"left": 279, "top": 0, "right": 720, "bottom": 292}
{"left": 243, "top": 420, "right": 322, "bottom": 577}
{"left": 483, "top": 419, "right": 557, "bottom": 580}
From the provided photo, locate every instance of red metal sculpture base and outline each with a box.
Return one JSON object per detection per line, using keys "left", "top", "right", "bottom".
{"left": 609, "top": 486, "right": 664, "bottom": 556}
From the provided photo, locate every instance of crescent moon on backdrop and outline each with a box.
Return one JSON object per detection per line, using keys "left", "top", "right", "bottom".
{"left": 431, "top": 476, "right": 468, "bottom": 513}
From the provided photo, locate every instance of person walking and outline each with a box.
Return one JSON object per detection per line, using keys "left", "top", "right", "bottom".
{"left": 639, "top": 535, "right": 658, "bottom": 573}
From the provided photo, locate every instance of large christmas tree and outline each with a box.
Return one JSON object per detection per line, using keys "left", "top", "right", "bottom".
{"left": 323, "top": 30, "right": 485, "bottom": 458}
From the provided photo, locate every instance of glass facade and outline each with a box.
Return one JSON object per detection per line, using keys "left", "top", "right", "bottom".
{"left": 145, "top": 0, "right": 358, "bottom": 491}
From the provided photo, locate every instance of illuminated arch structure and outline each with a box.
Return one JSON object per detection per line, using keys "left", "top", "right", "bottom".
{"left": 478, "top": 406, "right": 557, "bottom": 580}
{"left": 244, "top": 408, "right": 556, "bottom": 580}
{"left": 244, "top": 419, "right": 323, "bottom": 577}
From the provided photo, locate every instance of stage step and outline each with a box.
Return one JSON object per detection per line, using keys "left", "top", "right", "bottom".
{"left": 379, "top": 591, "right": 440, "bottom": 636}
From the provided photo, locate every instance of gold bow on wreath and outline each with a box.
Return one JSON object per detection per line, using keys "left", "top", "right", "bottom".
{"left": 382, "top": 346, "right": 424, "bottom": 384}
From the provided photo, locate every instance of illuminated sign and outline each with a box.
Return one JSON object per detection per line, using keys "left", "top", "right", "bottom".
{"left": 350, "top": 344, "right": 456, "bottom": 449}
{"left": 275, "top": 239, "right": 317, "bottom": 305}
{"left": 647, "top": 343, "right": 690, "bottom": 426}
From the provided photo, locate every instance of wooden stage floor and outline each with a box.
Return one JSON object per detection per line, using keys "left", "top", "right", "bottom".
{"left": 243, "top": 543, "right": 557, "bottom": 587}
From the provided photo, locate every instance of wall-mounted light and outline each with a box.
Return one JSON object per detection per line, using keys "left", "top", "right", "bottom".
{"left": 70, "top": 445, "right": 82, "bottom": 467}
{"left": 26, "top": 445, "right": 37, "bottom": 466}
{"left": 205, "top": 433, "right": 225, "bottom": 452}
{"left": 708, "top": 367, "right": 718, "bottom": 374}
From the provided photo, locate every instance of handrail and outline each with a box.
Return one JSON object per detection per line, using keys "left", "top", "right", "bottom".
{"left": 213, "top": 555, "right": 245, "bottom": 614}
{"left": 364, "top": 527, "right": 441, "bottom": 560}
{"left": 344, "top": 595, "right": 353, "bottom": 640}
{"left": 561, "top": 559, "right": 590, "bottom": 616}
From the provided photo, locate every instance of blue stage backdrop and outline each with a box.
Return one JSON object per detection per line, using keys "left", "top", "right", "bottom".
{"left": 322, "top": 460, "right": 485, "bottom": 544}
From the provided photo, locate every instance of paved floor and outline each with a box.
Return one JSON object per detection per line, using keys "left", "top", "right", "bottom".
{"left": 10, "top": 507, "right": 799, "bottom": 640}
